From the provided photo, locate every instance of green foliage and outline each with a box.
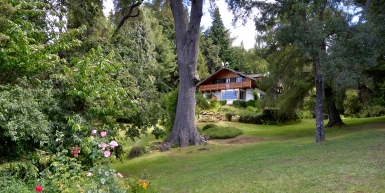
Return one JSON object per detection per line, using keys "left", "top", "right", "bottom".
{"left": 0, "top": 0, "right": 82, "bottom": 84}
{"left": 225, "top": 113, "right": 235, "bottom": 121}
{"left": 343, "top": 89, "right": 362, "bottom": 117}
{"left": 164, "top": 87, "right": 179, "bottom": 133}
{"left": 238, "top": 114, "right": 264, "bottom": 124}
{"left": 219, "top": 100, "right": 227, "bottom": 106}
{"left": 239, "top": 108, "right": 300, "bottom": 125}
{"left": 197, "top": 47, "right": 210, "bottom": 80}
{"left": 252, "top": 91, "right": 259, "bottom": 101}
{"left": 199, "top": 34, "right": 221, "bottom": 73}
{"left": 0, "top": 175, "right": 32, "bottom": 192}
{"left": 0, "top": 82, "right": 53, "bottom": 160}
{"left": 232, "top": 100, "right": 247, "bottom": 108}
{"left": 128, "top": 146, "right": 146, "bottom": 159}
{"left": 202, "top": 123, "right": 217, "bottom": 131}
{"left": 200, "top": 126, "right": 243, "bottom": 139}
{"left": 246, "top": 99, "right": 256, "bottom": 108}
{"left": 240, "top": 48, "right": 268, "bottom": 74}
{"left": 205, "top": 7, "right": 236, "bottom": 69}
{"left": 196, "top": 91, "right": 210, "bottom": 111}
{"left": 218, "top": 105, "right": 258, "bottom": 117}
{"left": 358, "top": 106, "right": 385, "bottom": 118}
{"left": 246, "top": 106, "right": 256, "bottom": 112}
{"left": 147, "top": 8, "right": 178, "bottom": 92}
{"left": 0, "top": 161, "right": 39, "bottom": 180}
{"left": 297, "top": 110, "right": 313, "bottom": 119}
{"left": 209, "top": 96, "right": 219, "bottom": 109}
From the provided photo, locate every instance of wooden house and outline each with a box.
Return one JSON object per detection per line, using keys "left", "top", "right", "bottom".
{"left": 196, "top": 67, "right": 267, "bottom": 104}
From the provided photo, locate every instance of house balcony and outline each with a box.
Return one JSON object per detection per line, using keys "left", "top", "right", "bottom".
{"left": 198, "top": 82, "right": 254, "bottom": 92}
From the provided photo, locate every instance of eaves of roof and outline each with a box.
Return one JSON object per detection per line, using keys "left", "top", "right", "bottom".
{"left": 196, "top": 67, "right": 257, "bottom": 86}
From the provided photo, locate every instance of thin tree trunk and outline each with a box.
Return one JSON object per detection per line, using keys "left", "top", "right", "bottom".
{"left": 313, "top": 0, "right": 327, "bottom": 143}
{"left": 325, "top": 85, "right": 344, "bottom": 127}
{"left": 314, "top": 56, "right": 325, "bottom": 143}
{"left": 167, "top": 0, "right": 203, "bottom": 147}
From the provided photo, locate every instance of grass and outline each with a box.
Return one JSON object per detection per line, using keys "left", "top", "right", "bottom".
{"left": 112, "top": 117, "right": 385, "bottom": 192}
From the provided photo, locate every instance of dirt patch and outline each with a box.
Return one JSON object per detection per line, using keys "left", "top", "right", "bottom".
{"left": 211, "top": 136, "right": 263, "bottom": 144}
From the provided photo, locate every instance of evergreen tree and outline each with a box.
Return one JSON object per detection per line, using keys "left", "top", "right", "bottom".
{"left": 108, "top": 7, "right": 165, "bottom": 139}
{"left": 228, "top": 0, "right": 376, "bottom": 142}
{"left": 199, "top": 34, "right": 221, "bottom": 73}
{"left": 146, "top": 4, "right": 178, "bottom": 92}
{"left": 205, "top": 7, "right": 236, "bottom": 69}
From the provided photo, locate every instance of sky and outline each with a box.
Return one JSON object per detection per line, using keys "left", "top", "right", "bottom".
{"left": 103, "top": 0, "right": 257, "bottom": 50}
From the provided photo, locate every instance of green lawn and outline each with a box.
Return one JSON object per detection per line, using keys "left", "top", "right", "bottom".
{"left": 113, "top": 117, "right": 385, "bottom": 192}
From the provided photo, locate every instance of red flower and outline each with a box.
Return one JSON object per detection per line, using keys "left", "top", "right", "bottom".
{"left": 35, "top": 185, "right": 43, "bottom": 192}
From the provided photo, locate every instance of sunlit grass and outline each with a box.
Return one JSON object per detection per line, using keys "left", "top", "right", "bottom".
{"left": 113, "top": 116, "right": 385, "bottom": 192}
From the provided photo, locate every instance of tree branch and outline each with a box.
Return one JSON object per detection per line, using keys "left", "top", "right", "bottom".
{"left": 114, "top": 1, "right": 142, "bottom": 35}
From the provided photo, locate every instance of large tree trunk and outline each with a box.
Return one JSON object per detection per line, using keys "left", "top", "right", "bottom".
{"left": 324, "top": 85, "right": 344, "bottom": 127}
{"left": 167, "top": 0, "right": 204, "bottom": 147}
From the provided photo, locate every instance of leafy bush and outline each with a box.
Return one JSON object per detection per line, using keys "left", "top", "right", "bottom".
{"left": 219, "top": 100, "right": 227, "bottom": 106}
{"left": 297, "top": 110, "right": 313, "bottom": 119}
{"left": 246, "top": 106, "right": 257, "bottom": 112}
{"left": 232, "top": 100, "right": 247, "bottom": 108}
{"left": 225, "top": 112, "right": 235, "bottom": 121}
{"left": 238, "top": 114, "right": 264, "bottom": 124}
{"left": 202, "top": 123, "right": 217, "bottom": 131}
{"left": 201, "top": 126, "right": 243, "bottom": 139}
{"left": 359, "top": 106, "right": 385, "bottom": 118}
{"left": 164, "top": 87, "right": 179, "bottom": 133}
{"left": 239, "top": 108, "right": 300, "bottom": 125}
{"left": 209, "top": 96, "right": 219, "bottom": 109}
{"left": 128, "top": 146, "right": 146, "bottom": 159}
{"left": 246, "top": 100, "right": 256, "bottom": 107}
{"left": 218, "top": 105, "right": 259, "bottom": 118}
{"left": 196, "top": 91, "right": 210, "bottom": 110}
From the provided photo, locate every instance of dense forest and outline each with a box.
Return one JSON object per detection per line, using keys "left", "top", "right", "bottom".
{"left": 1, "top": 0, "right": 384, "bottom": 191}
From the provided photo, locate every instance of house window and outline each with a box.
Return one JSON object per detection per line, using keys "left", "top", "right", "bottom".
{"left": 222, "top": 90, "right": 238, "bottom": 100}
{"left": 240, "top": 90, "right": 245, "bottom": 100}
{"left": 226, "top": 78, "right": 230, "bottom": 83}
{"left": 236, "top": 77, "right": 244, "bottom": 82}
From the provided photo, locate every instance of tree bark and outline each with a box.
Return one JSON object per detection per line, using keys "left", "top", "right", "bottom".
{"left": 314, "top": 55, "right": 325, "bottom": 143}
{"left": 325, "top": 85, "right": 345, "bottom": 127}
{"left": 313, "top": 0, "right": 328, "bottom": 143}
{"left": 167, "top": 0, "right": 204, "bottom": 147}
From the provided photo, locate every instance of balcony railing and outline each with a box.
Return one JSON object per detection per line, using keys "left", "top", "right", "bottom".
{"left": 198, "top": 82, "right": 254, "bottom": 92}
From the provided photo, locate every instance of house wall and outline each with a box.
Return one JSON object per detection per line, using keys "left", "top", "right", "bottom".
{"left": 203, "top": 88, "right": 265, "bottom": 105}
{"left": 203, "top": 91, "right": 221, "bottom": 101}
{"left": 246, "top": 88, "right": 265, "bottom": 101}
{"left": 207, "top": 71, "right": 239, "bottom": 85}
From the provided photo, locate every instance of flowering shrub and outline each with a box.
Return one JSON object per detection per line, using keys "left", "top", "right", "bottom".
{"left": 35, "top": 185, "right": 43, "bottom": 192}
{"left": 0, "top": 130, "right": 151, "bottom": 192}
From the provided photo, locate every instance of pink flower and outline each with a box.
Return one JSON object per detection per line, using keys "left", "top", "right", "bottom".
{"left": 104, "top": 150, "right": 111, "bottom": 157}
{"left": 110, "top": 141, "right": 118, "bottom": 148}
{"left": 87, "top": 172, "right": 92, "bottom": 177}
{"left": 73, "top": 149, "right": 80, "bottom": 156}
{"left": 35, "top": 185, "right": 43, "bottom": 192}
{"left": 101, "top": 143, "right": 107, "bottom": 150}
{"left": 101, "top": 131, "right": 107, "bottom": 137}
{"left": 117, "top": 173, "right": 123, "bottom": 178}
{"left": 92, "top": 130, "right": 97, "bottom": 134}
